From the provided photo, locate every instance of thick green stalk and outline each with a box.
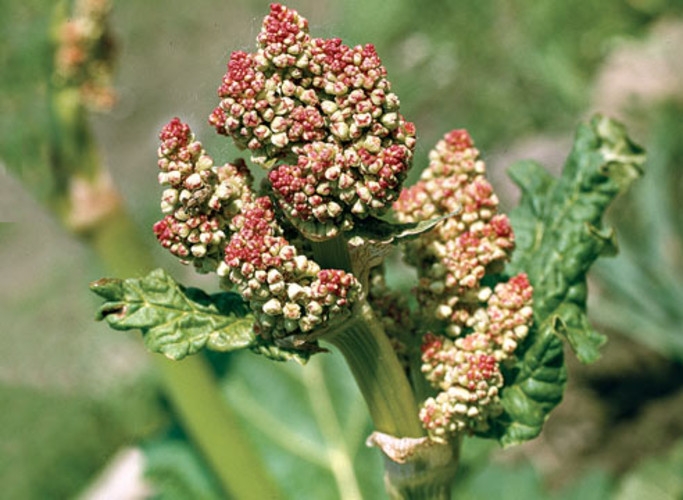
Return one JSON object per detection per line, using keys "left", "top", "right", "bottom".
{"left": 312, "top": 236, "right": 422, "bottom": 437}
{"left": 325, "top": 300, "right": 424, "bottom": 438}
{"left": 312, "top": 236, "right": 462, "bottom": 499}
{"left": 327, "top": 302, "right": 460, "bottom": 499}
{"left": 311, "top": 234, "right": 353, "bottom": 272}
{"left": 382, "top": 449, "right": 459, "bottom": 500}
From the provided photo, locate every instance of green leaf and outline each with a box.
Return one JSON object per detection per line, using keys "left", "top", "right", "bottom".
{"left": 90, "top": 268, "right": 255, "bottom": 360}
{"left": 491, "top": 323, "right": 566, "bottom": 447}
{"left": 508, "top": 115, "right": 643, "bottom": 362}
{"left": 492, "top": 115, "right": 644, "bottom": 446}
{"left": 551, "top": 302, "right": 608, "bottom": 364}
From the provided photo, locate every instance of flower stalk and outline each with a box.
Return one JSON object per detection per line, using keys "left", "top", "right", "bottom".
{"left": 325, "top": 299, "right": 424, "bottom": 439}
{"left": 311, "top": 235, "right": 353, "bottom": 273}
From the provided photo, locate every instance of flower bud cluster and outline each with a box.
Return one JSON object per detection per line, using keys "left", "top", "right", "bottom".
{"left": 221, "top": 196, "right": 361, "bottom": 341}
{"left": 393, "top": 130, "right": 534, "bottom": 441}
{"left": 419, "top": 333, "right": 504, "bottom": 439}
{"left": 418, "top": 273, "right": 533, "bottom": 440}
{"left": 209, "top": 3, "right": 416, "bottom": 239}
{"left": 153, "top": 118, "right": 253, "bottom": 273}
{"left": 54, "top": 0, "right": 116, "bottom": 111}
{"left": 152, "top": 118, "right": 362, "bottom": 346}
{"left": 393, "top": 129, "right": 515, "bottom": 323}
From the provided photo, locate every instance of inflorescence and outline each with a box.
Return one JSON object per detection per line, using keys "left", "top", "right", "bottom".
{"left": 209, "top": 3, "right": 416, "bottom": 240}
{"left": 152, "top": 4, "right": 533, "bottom": 443}
{"left": 53, "top": 0, "right": 117, "bottom": 110}
{"left": 154, "top": 117, "right": 360, "bottom": 345}
{"left": 394, "top": 130, "right": 533, "bottom": 441}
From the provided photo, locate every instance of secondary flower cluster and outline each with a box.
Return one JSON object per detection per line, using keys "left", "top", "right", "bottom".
{"left": 394, "top": 130, "right": 534, "bottom": 440}
{"left": 418, "top": 275, "right": 533, "bottom": 439}
{"left": 221, "top": 196, "right": 361, "bottom": 342}
{"left": 154, "top": 118, "right": 253, "bottom": 273}
{"left": 154, "top": 118, "right": 361, "bottom": 344}
{"left": 53, "top": 0, "right": 116, "bottom": 110}
{"left": 394, "top": 129, "right": 516, "bottom": 322}
{"left": 209, "top": 4, "right": 416, "bottom": 240}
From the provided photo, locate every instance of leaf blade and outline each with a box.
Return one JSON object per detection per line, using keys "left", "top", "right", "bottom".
{"left": 90, "top": 268, "right": 255, "bottom": 360}
{"left": 492, "top": 116, "right": 644, "bottom": 446}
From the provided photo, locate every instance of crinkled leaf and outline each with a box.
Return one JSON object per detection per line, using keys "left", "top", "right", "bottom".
{"left": 490, "top": 323, "right": 566, "bottom": 447}
{"left": 509, "top": 115, "right": 644, "bottom": 326}
{"left": 90, "top": 268, "right": 255, "bottom": 360}
{"left": 551, "top": 302, "right": 610, "bottom": 364}
{"left": 491, "top": 116, "right": 644, "bottom": 446}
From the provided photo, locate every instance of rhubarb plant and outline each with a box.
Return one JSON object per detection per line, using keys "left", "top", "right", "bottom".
{"left": 90, "top": 4, "right": 645, "bottom": 498}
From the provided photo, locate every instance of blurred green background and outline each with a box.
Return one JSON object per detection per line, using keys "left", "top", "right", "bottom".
{"left": 2, "top": 0, "right": 683, "bottom": 498}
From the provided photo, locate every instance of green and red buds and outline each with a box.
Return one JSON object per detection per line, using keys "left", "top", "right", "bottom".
{"left": 53, "top": 0, "right": 117, "bottom": 111}
{"left": 154, "top": 118, "right": 253, "bottom": 273}
{"left": 154, "top": 117, "right": 360, "bottom": 348}
{"left": 153, "top": 18, "right": 540, "bottom": 440}
{"left": 395, "top": 130, "right": 534, "bottom": 441}
{"left": 394, "top": 130, "right": 516, "bottom": 323}
{"left": 90, "top": 5, "right": 644, "bottom": 488}
{"left": 210, "top": 3, "right": 416, "bottom": 240}
{"left": 221, "top": 196, "right": 361, "bottom": 342}
{"left": 418, "top": 273, "right": 533, "bottom": 441}
{"left": 154, "top": 4, "right": 417, "bottom": 348}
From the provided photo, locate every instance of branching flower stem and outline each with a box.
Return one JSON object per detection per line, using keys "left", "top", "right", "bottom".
{"left": 311, "top": 235, "right": 354, "bottom": 273}
{"left": 325, "top": 300, "right": 424, "bottom": 439}
{"left": 310, "top": 237, "right": 423, "bottom": 438}
{"left": 310, "top": 236, "right": 460, "bottom": 499}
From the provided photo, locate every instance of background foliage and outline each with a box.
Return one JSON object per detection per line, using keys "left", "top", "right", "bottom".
{"left": 2, "top": 0, "right": 683, "bottom": 498}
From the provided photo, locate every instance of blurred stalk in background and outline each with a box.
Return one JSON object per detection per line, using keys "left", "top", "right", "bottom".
{"left": 1, "top": 1, "right": 280, "bottom": 498}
